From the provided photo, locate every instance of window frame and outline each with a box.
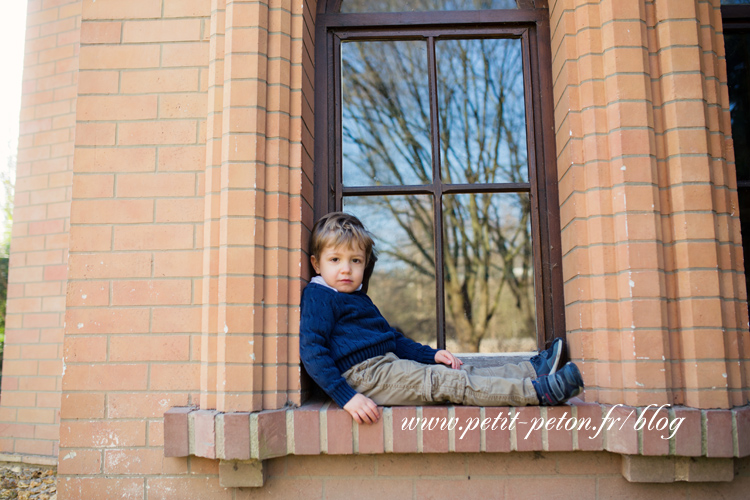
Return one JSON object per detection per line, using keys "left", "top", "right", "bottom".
{"left": 313, "top": 0, "right": 565, "bottom": 350}
{"left": 722, "top": 3, "right": 750, "bottom": 301}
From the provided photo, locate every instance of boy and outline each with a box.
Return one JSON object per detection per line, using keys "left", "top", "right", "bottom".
{"left": 300, "top": 212, "right": 583, "bottom": 424}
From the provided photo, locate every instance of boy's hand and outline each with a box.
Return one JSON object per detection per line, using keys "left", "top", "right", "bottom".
{"left": 435, "top": 349, "right": 463, "bottom": 369}
{"left": 343, "top": 393, "right": 381, "bottom": 424}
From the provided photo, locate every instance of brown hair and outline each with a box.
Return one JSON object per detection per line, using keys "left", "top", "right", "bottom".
{"left": 310, "top": 212, "right": 375, "bottom": 265}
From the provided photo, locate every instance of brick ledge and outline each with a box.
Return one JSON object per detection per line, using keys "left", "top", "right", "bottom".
{"left": 163, "top": 400, "right": 750, "bottom": 460}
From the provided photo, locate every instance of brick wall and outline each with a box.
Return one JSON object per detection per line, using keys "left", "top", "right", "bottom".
{"left": 1, "top": 0, "right": 748, "bottom": 497}
{"left": 57, "top": 0, "right": 317, "bottom": 495}
{"left": 0, "top": 0, "right": 81, "bottom": 460}
{"left": 550, "top": 0, "right": 750, "bottom": 408}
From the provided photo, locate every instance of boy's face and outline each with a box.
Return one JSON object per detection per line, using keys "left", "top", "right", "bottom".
{"left": 311, "top": 243, "right": 366, "bottom": 293}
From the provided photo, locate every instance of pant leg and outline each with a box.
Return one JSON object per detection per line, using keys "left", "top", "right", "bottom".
{"left": 342, "top": 353, "right": 539, "bottom": 406}
{"left": 461, "top": 360, "right": 537, "bottom": 380}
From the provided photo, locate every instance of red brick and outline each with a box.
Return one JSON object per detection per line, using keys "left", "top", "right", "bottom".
{"left": 293, "top": 403, "right": 322, "bottom": 455}
{"left": 83, "top": 0, "right": 162, "bottom": 19}
{"left": 58, "top": 448, "right": 102, "bottom": 475}
{"left": 508, "top": 476, "right": 596, "bottom": 499}
{"left": 113, "top": 225, "right": 194, "bottom": 251}
{"left": 164, "top": 407, "right": 192, "bottom": 457}
{"left": 415, "top": 478, "right": 506, "bottom": 500}
{"left": 158, "top": 147, "right": 206, "bottom": 174}
{"left": 358, "top": 411, "right": 384, "bottom": 454}
{"left": 325, "top": 478, "right": 412, "bottom": 500}
{"left": 66, "top": 280, "right": 109, "bottom": 306}
{"left": 605, "top": 405, "right": 639, "bottom": 455}
{"left": 60, "top": 420, "right": 146, "bottom": 448}
{"left": 74, "top": 147, "right": 156, "bottom": 173}
{"left": 735, "top": 406, "right": 750, "bottom": 457}
{"left": 515, "top": 407, "right": 543, "bottom": 452}
{"left": 69, "top": 226, "right": 112, "bottom": 252}
{"left": 257, "top": 409, "right": 288, "bottom": 460}
{"left": 193, "top": 409, "right": 217, "bottom": 459}
{"left": 112, "top": 280, "right": 191, "bottom": 306}
{"left": 221, "top": 412, "right": 250, "bottom": 460}
{"left": 71, "top": 199, "right": 154, "bottom": 224}
{"left": 152, "top": 307, "right": 202, "bottom": 333}
{"left": 149, "top": 363, "right": 200, "bottom": 391}
{"left": 71, "top": 173, "right": 114, "bottom": 198}
{"left": 391, "top": 406, "right": 419, "bottom": 453}
{"left": 422, "top": 406, "right": 449, "bottom": 453}
{"left": 104, "top": 448, "right": 172, "bottom": 475}
{"left": 706, "top": 410, "right": 734, "bottom": 458}
{"left": 326, "top": 407, "right": 352, "bottom": 455}
{"left": 63, "top": 336, "right": 107, "bottom": 362}
{"left": 77, "top": 95, "right": 157, "bottom": 121}
{"left": 641, "top": 406, "right": 671, "bottom": 456}
{"left": 62, "top": 364, "right": 148, "bottom": 391}
{"left": 65, "top": 307, "right": 150, "bottom": 334}
{"left": 454, "top": 406, "right": 480, "bottom": 453}
{"left": 575, "top": 401, "right": 604, "bottom": 451}
{"left": 57, "top": 478, "right": 144, "bottom": 500}
{"left": 163, "top": 0, "right": 211, "bottom": 17}
{"left": 68, "top": 253, "right": 152, "bottom": 279}
{"left": 122, "top": 19, "right": 202, "bottom": 43}
{"left": 80, "top": 21, "right": 122, "bottom": 44}
{"left": 118, "top": 120, "right": 198, "bottom": 146}
{"left": 60, "top": 393, "right": 105, "bottom": 419}
{"left": 117, "top": 173, "right": 195, "bottom": 198}
{"left": 546, "top": 406, "right": 574, "bottom": 452}
{"left": 146, "top": 477, "right": 231, "bottom": 500}
{"left": 110, "top": 335, "right": 190, "bottom": 362}
{"left": 79, "top": 45, "right": 160, "bottom": 70}
{"left": 109, "top": 393, "right": 189, "bottom": 419}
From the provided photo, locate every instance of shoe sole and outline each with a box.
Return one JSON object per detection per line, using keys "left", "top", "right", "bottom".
{"left": 548, "top": 338, "right": 564, "bottom": 375}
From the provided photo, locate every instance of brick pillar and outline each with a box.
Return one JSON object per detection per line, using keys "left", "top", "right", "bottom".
{"left": 550, "top": 0, "right": 749, "bottom": 408}
{"left": 199, "top": 0, "right": 315, "bottom": 413}
{"left": 0, "top": 0, "right": 81, "bottom": 460}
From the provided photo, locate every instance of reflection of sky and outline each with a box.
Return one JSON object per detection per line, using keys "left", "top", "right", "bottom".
{"left": 341, "top": 37, "right": 528, "bottom": 187}
{"left": 341, "top": 41, "right": 432, "bottom": 186}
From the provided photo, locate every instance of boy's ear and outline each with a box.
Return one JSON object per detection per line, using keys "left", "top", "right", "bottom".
{"left": 310, "top": 254, "right": 320, "bottom": 274}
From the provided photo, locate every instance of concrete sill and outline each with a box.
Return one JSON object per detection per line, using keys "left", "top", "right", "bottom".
{"left": 163, "top": 400, "right": 750, "bottom": 486}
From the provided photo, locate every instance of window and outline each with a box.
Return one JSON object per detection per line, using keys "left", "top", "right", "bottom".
{"left": 723, "top": 0, "right": 750, "bottom": 301}
{"left": 314, "top": 0, "right": 564, "bottom": 353}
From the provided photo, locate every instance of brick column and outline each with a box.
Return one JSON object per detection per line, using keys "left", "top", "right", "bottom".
{"left": 550, "top": 0, "right": 749, "bottom": 408}
{"left": 0, "top": 0, "right": 81, "bottom": 460}
{"left": 199, "top": 0, "right": 315, "bottom": 413}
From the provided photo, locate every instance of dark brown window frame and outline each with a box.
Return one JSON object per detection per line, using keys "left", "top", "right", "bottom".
{"left": 313, "top": 0, "right": 565, "bottom": 350}
{"left": 722, "top": 4, "right": 750, "bottom": 301}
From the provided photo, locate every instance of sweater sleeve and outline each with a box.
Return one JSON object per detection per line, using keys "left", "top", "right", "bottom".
{"left": 391, "top": 327, "right": 439, "bottom": 365}
{"left": 299, "top": 286, "right": 358, "bottom": 408}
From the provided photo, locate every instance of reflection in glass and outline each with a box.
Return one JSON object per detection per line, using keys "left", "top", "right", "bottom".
{"left": 437, "top": 38, "right": 528, "bottom": 184}
{"left": 343, "top": 195, "right": 438, "bottom": 348}
{"left": 341, "top": 0, "right": 518, "bottom": 13}
{"left": 342, "top": 41, "right": 432, "bottom": 187}
{"left": 726, "top": 33, "right": 750, "bottom": 181}
{"left": 443, "top": 193, "right": 535, "bottom": 353}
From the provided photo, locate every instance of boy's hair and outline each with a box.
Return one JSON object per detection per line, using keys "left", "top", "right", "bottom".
{"left": 310, "top": 212, "right": 375, "bottom": 265}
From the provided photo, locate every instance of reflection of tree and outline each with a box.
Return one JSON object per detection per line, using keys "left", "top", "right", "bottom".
{"left": 342, "top": 35, "right": 534, "bottom": 352}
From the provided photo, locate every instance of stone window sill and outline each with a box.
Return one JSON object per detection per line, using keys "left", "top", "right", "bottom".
{"left": 163, "top": 399, "right": 750, "bottom": 486}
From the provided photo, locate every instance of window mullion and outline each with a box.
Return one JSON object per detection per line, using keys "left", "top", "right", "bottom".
{"left": 427, "top": 35, "right": 447, "bottom": 350}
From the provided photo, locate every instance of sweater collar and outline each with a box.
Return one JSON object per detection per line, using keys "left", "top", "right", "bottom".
{"left": 311, "top": 275, "right": 362, "bottom": 293}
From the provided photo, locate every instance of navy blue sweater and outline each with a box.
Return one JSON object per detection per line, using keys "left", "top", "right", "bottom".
{"left": 300, "top": 282, "right": 439, "bottom": 407}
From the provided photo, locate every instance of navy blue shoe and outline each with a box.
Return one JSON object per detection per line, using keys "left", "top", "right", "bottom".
{"left": 532, "top": 362, "right": 584, "bottom": 406}
{"left": 530, "top": 338, "right": 564, "bottom": 376}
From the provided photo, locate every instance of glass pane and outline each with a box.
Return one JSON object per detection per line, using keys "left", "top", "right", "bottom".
{"left": 722, "top": 0, "right": 750, "bottom": 5}
{"left": 437, "top": 38, "right": 528, "bottom": 184}
{"left": 342, "top": 41, "right": 432, "bottom": 187}
{"left": 341, "top": 0, "right": 518, "bottom": 13}
{"left": 726, "top": 33, "right": 750, "bottom": 181}
{"left": 443, "top": 193, "right": 535, "bottom": 353}
{"left": 343, "top": 195, "right": 438, "bottom": 348}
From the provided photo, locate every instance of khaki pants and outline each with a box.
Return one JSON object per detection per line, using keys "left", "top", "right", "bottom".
{"left": 342, "top": 352, "right": 539, "bottom": 406}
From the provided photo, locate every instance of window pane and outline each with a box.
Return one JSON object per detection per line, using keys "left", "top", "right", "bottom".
{"left": 343, "top": 195, "right": 438, "bottom": 348}
{"left": 726, "top": 33, "right": 750, "bottom": 181}
{"left": 722, "top": 0, "right": 750, "bottom": 5}
{"left": 436, "top": 38, "right": 528, "bottom": 184}
{"left": 341, "top": 0, "right": 518, "bottom": 13}
{"left": 342, "top": 41, "right": 432, "bottom": 187}
{"left": 443, "top": 193, "right": 535, "bottom": 353}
